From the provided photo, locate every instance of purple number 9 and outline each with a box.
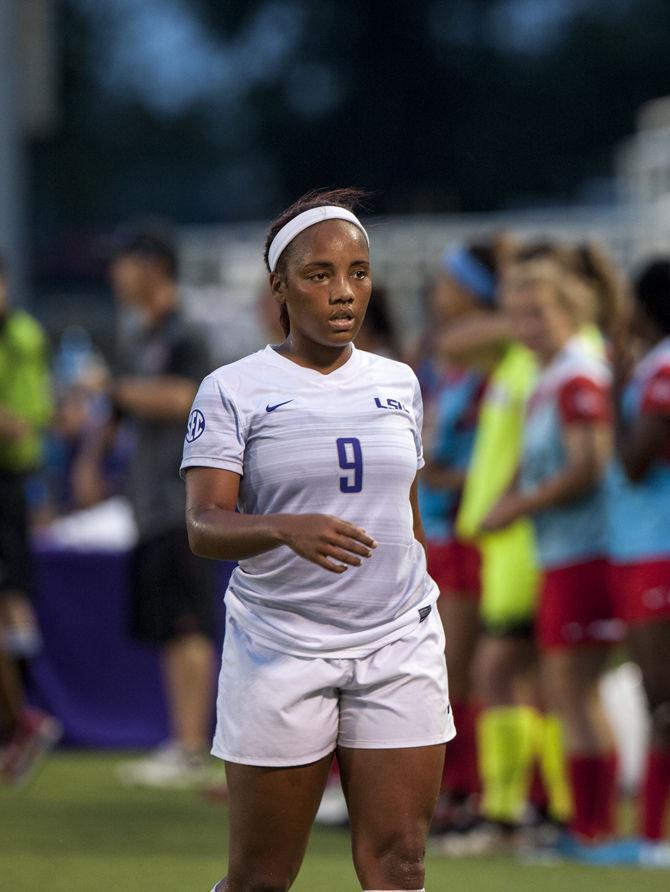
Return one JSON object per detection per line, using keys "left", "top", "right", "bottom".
{"left": 336, "top": 437, "right": 363, "bottom": 493}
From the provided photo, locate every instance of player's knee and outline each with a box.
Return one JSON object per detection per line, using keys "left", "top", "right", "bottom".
{"left": 354, "top": 833, "right": 426, "bottom": 888}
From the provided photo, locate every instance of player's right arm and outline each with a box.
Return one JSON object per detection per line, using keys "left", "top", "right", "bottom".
{"left": 438, "top": 312, "right": 511, "bottom": 370}
{"left": 185, "top": 466, "right": 377, "bottom": 574}
{"left": 616, "top": 363, "right": 670, "bottom": 482}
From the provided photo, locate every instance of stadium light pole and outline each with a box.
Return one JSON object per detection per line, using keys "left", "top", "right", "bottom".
{"left": 0, "top": 0, "right": 26, "bottom": 304}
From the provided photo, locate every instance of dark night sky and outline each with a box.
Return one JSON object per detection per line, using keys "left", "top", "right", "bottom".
{"left": 30, "top": 0, "right": 670, "bottom": 280}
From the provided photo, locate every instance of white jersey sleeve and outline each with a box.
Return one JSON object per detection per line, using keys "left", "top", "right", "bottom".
{"left": 412, "top": 374, "right": 425, "bottom": 470}
{"left": 181, "top": 373, "right": 246, "bottom": 477}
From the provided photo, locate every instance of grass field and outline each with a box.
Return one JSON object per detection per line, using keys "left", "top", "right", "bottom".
{"left": 0, "top": 751, "right": 668, "bottom": 891}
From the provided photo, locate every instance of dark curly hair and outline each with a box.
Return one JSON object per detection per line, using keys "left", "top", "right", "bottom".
{"left": 264, "top": 187, "right": 369, "bottom": 336}
{"left": 634, "top": 259, "right": 670, "bottom": 335}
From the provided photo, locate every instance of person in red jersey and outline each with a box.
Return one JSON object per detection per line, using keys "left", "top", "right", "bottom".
{"left": 484, "top": 255, "right": 623, "bottom": 847}
{"left": 416, "top": 239, "right": 506, "bottom": 832}
{"left": 607, "top": 259, "right": 670, "bottom": 865}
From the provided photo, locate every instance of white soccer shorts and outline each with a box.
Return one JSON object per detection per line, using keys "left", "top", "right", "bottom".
{"left": 212, "top": 606, "right": 455, "bottom": 766}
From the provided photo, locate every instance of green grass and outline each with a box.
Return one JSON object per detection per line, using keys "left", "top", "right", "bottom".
{"left": 0, "top": 752, "right": 667, "bottom": 891}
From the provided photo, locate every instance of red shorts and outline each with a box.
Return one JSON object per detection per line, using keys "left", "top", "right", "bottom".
{"left": 427, "top": 539, "right": 481, "bottom": 599}
{"left": 609, "top": 559, "right": 670, "bottom": 626}
{"left": 538, "top": 558, "right": 625, "bottom": 650}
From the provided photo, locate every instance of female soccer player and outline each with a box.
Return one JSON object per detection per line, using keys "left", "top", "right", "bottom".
{"left": 181, "top": 188, "right": 453, "bottom": 892}
{"left": 442, "top": 242, "right": 622, "bottom": 853}
{"left": 483, "top": 255, "right": 622, "bottom": 845}
{"left": 417, "top": 240, "right": 504, "bottom": 830}
{"left": 608, "top": 259, "right": 670, "bottom": 863}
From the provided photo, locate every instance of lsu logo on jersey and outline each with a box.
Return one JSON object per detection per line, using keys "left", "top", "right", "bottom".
{"left": 185, "top": 409, "right": 206, "bottom": 443}
{"left": 374, "top": 397, "right": 409, "bottom": 413}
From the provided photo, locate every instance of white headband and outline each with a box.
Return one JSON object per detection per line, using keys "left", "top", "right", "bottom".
{"left": 267, "top": 205, "right": 369, "bottom": 273}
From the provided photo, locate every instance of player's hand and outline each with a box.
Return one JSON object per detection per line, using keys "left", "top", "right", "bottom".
{"left": 480, "top": 491, "right": 527, "bottom": 533}
{"left": 278, "top": 514, "right": 378, "bottom": 573}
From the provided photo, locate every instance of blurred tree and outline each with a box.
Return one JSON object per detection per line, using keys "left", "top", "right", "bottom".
{"left": 28, "top": 0, "right": 670, "bottom": 284}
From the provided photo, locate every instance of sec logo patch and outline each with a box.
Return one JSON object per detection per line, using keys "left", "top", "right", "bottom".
{"left": 186, "top": 409, "right": 206, "bottom": 443}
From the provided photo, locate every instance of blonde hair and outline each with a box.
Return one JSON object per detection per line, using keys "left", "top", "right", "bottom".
{"left": 505, "top": 239, "right": 628, "bottom": 336}
{"left": 571, "top": 241, "right": 629, "bottom": 339}
{"left": 504, "top": 255, "right": 596, "bottom": 328}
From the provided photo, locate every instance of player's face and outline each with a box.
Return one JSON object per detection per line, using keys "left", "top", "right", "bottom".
{"left": 110, "top": 254, "right": 155, "bottom": 307}
{"left": 273, "top": 220, "right": 372, "bottom": 349}
{"left": 503, "top": 279, "right": 574, "bottom": 360}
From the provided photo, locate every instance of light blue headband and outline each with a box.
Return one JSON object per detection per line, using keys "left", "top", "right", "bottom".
{"left": 442, "top": 245, "right": 497, "bottom": 304}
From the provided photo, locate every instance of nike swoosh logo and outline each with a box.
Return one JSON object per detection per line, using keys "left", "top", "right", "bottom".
{"left": 266, "top": 399, "right": 295, "bottom": 412}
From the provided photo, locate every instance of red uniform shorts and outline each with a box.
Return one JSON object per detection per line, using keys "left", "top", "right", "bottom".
{"left": 427, "top": 538, "right": 481, "bottom": 599}
{"left": 609, "top": 559, "right": 670, "bottom": 626}
{"left": 538, "top": 557, "right": 625, "bottom": 650}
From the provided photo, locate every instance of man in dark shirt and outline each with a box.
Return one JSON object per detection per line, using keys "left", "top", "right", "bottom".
{"left": 107, "top": 225, "right": 217, "bottom": 786}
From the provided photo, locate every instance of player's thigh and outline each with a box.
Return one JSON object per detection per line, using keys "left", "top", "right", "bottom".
{"left": 438, "top": 595, "right": 480, "bottom": 696}
{"left": 225, "top": 754, "right": 333, "bottom": 880}
{"left": 540, "top": 646, "right": 610, "bottom": 711}
{"left": 627, "top": 620, "right": 670, "bottom": 743}
{"left": 472, "top": 632, "right": 536, "bottom": 706}
{"left": 338, "top": 744, "right": 445, "bottom": 872}
{"left": 627, "top": 620, "right": 670, "bottom": 692}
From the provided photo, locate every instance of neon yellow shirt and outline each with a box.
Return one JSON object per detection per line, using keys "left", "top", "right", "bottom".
{"left": 456, "top": 328, "right": 604, "bottom": 629}
{"left": 0, "top": 310, "right": 52, "bottom": 473}
{"left": 456, "top": 344, "right": 539, "bottom": 628}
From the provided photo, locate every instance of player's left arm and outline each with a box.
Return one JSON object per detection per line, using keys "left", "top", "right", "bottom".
{"left": 521, "top": 421, "right": 611, "bottom": 513}
{"left": 410, "top": 476, "right": 427, "bottom": 553}
{"left": 111, "top": 376, "right": 198, "bottom": 421}
{"left": 483, "top": 376, "right": 612, "bottom": 531}
{"left": 617, "top": 366, "right": 670, "bottom": 482}
{"left": 421, "top": 460, "right": 466, "bottom": 492}
{"left": 112, "top": 329, "right": 210, "bottom": 422}
{"left": 618, "top": 414, "right": 670, "bottom": 481}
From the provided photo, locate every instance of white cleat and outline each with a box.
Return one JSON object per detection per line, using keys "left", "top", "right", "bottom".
{"left": 116, "top": 741, "right": 213, "bottom": 789}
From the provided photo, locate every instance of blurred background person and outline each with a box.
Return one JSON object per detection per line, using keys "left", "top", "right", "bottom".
{"left": 483, "top": 253, "right": 623, "bottom": 850}
{"left": 78, "top": 224, "right": 218, "bottom": 787}
{"left": 416, "top": 239, "right": 505, "bottom": 836}
{"left": 435, "top": 241, "right": 544, "bottom": 854}
{"left": 0, "top": 251, "right": 61, "bottom": 785}
{"left": 607, "top": 259, "right": 670, "bottom": 865}
{"left": 439, "top": 240, "right": 624, "bottom": 853}
{"left": 28, "top": 325, "right": 131, "bottom": 523}
{"left": 354, "top": 285, "right": 398, "bottom": 357}
{"left": 442, "top": 241, "right": 622, "bottom": 851}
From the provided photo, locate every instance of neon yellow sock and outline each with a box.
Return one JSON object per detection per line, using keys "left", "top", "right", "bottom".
{"left": 477, "top": 706, "right": 537, "bottom": 824}
{"left": 535, "top": 712, "right": 573, "bottom": 824}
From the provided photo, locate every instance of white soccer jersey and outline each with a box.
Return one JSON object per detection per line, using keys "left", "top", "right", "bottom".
{"left": 180, "top": 345, "right": 438, "bottom": 657}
